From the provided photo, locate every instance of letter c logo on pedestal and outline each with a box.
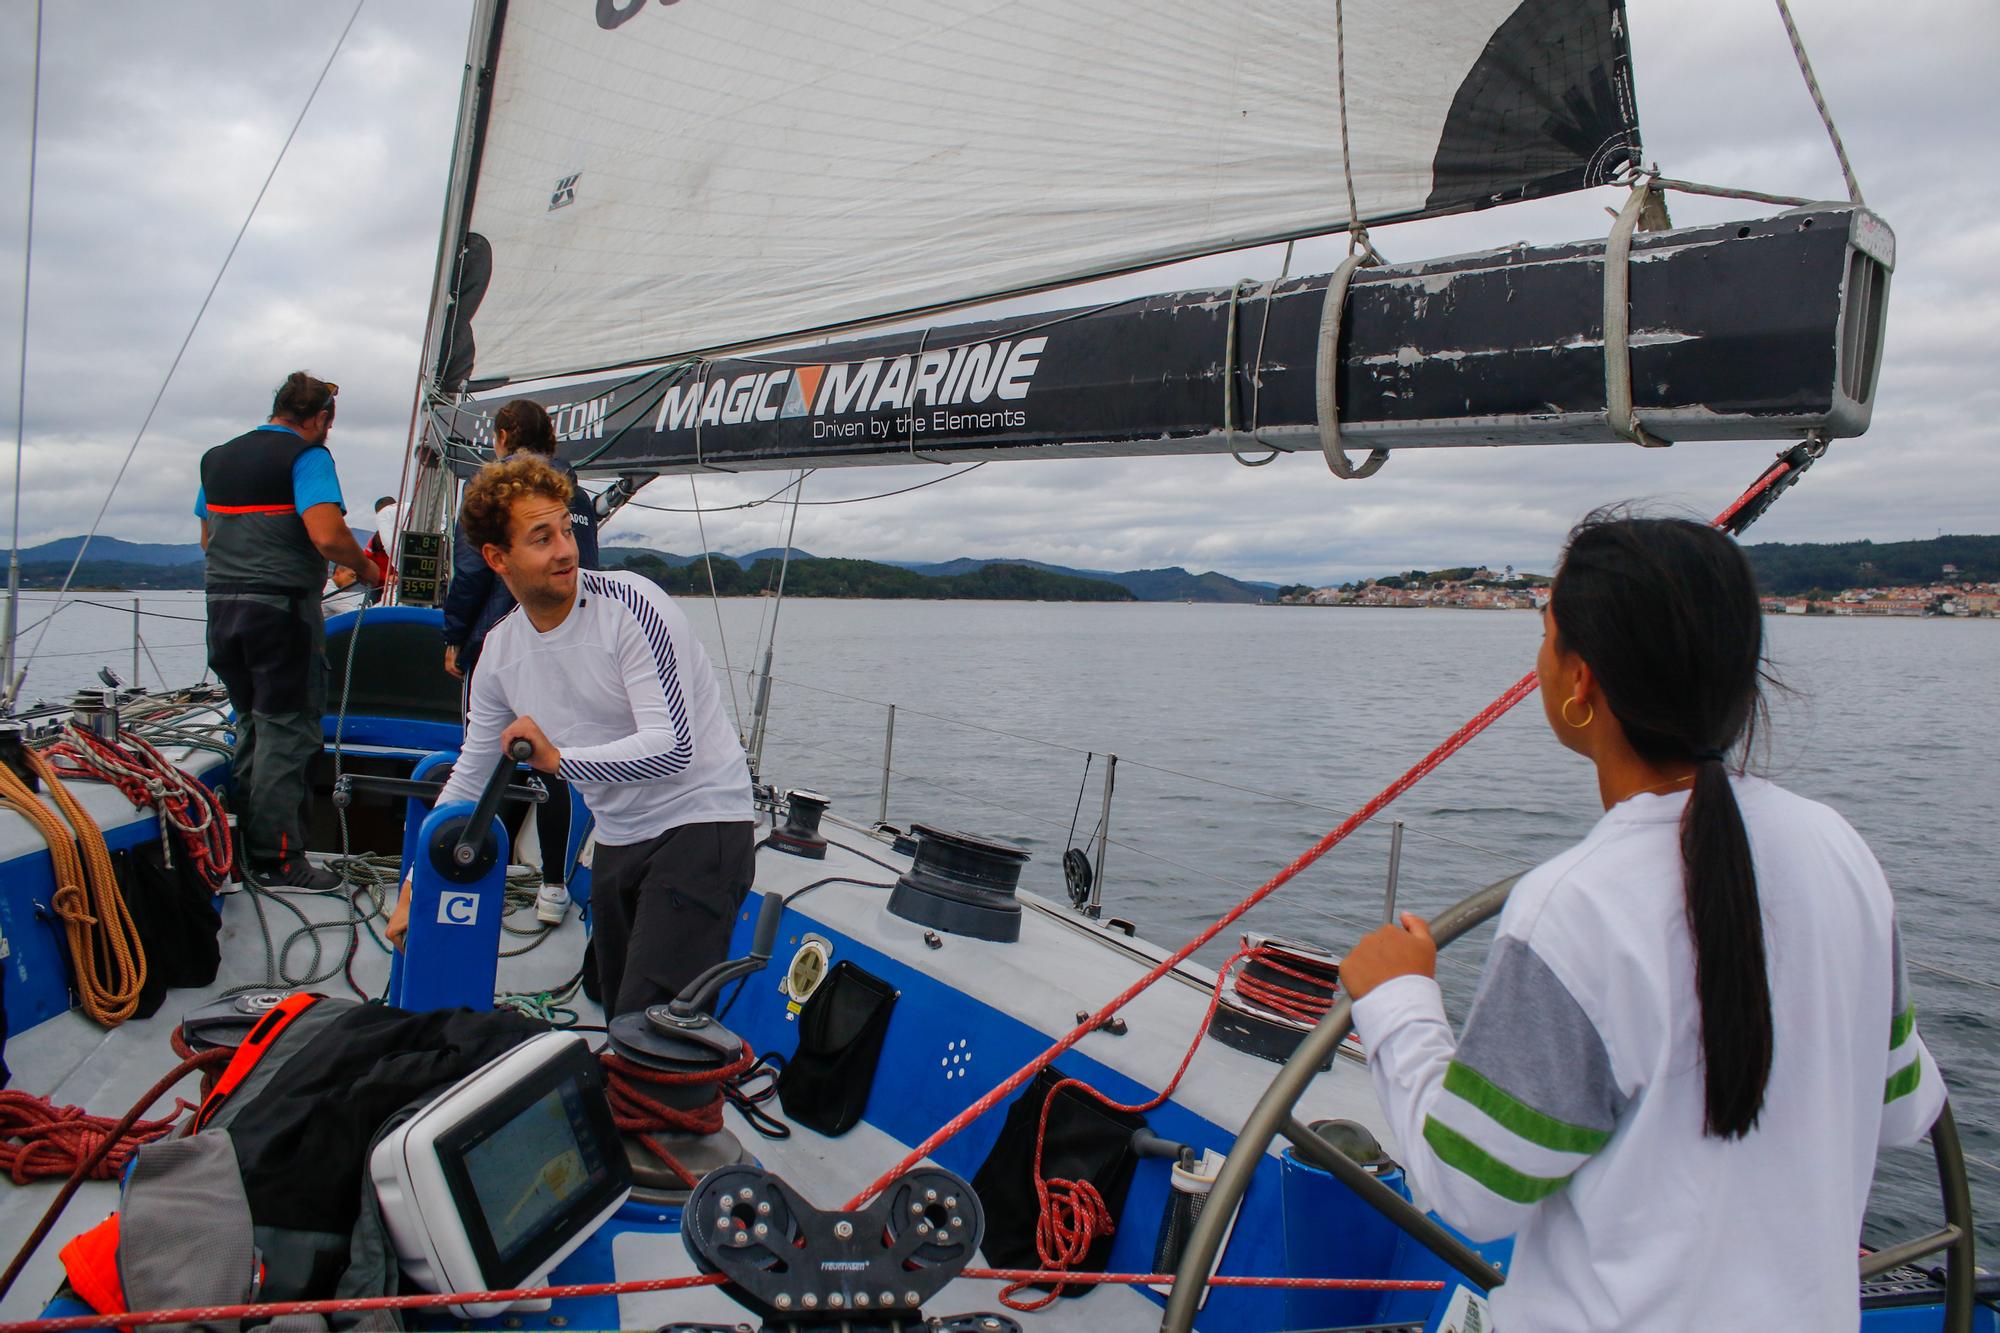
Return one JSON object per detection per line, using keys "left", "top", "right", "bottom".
{"left": 438, "top": 891, "right": 479, "bottom": 926}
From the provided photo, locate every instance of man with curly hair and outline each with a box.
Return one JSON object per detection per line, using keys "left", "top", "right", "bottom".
{"left": 389, "top": 455, "right": 754, "bottom": 1018}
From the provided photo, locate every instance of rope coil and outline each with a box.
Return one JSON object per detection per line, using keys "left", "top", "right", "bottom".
{"left": 43, "top": 724, "right": 232, "bottom": 892}
{"left": 599, "top": 1046, "right": 757, "bottom": 1189}
{"left": 0, "top": 748, "right": 144, "bottom": 1025}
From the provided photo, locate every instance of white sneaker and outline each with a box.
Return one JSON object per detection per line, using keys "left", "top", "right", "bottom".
{"left": 535, "top": 881, "right": 571, "bottom": 926}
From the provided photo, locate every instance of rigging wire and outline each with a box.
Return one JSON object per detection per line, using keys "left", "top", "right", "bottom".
{"left": 16, "top": 0, "right": 367, "bottom": 691}
{"left": 686, "top": 473, "right": 744, "bottom": 735}
{"left": 3, "top": 0, "right": 45, "bottom": 708}
{"left": 621, "top": 461, "right": 990, "bottom": 515}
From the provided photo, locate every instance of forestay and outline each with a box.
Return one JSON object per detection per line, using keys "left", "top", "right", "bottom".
{"left": 454, "top": 0, "right": 1641, "bottom": 387}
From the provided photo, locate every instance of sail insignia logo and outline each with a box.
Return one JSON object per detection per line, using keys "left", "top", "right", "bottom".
{"left": 550, "top": 395, "right": 611, "bottom": 441}
{"left": 549, "top": 173, "right": 580, "bottom": 211}
{"left": 653, "top": 337, "right": 1047, "bottom": 434}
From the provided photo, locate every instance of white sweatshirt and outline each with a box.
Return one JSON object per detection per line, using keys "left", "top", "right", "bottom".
{"left": 1352, "top": 776, "right": 1945, "bottom": 1332}
{"left": 439, "top": 569, "right": 753, "bottom": 845}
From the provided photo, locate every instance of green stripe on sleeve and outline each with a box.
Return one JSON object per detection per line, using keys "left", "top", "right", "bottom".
{"left": 1890, "top": 1004, "right": 1915, "bottom": 1051}
{"left": 1443, "top": 1060, "right": 1613, "bottom": 1155}
{"left": 1422, "top": 1116, "right": 1575, "bottom": 1205}
{"left": 1884, "top": 1058, "right": 1923, "bottom": 1105}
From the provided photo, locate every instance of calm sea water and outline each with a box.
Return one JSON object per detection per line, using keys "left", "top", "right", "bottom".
{"left": 14, "top": 590, "right": 1999, "bottom": 1252}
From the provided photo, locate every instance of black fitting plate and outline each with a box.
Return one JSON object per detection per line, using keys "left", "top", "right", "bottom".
{"left": 681, "top": 1164, "right": 984, "bottom": 1324}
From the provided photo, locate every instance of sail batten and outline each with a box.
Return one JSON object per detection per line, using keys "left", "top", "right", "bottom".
{"left": 454, "top": 0, "right": 1640, "bottom": 388}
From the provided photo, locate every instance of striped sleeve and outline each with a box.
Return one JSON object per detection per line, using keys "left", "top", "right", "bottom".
{"left": 1879, "top": 916, "right": 1947, "bottom": 1147}
{"left": 1352, "top": 936, "right": 1624, "bottom": 1241}
{"left": 555, "top": 575, "right": 697, "bottom": 785}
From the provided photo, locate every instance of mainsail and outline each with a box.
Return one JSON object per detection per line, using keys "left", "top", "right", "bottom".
{"left": 447, "top": 0, "right": 1642, "bottom": 388}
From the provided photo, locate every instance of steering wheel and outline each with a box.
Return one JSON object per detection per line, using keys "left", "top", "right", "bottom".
{"left": 1160, "top": 875, "right": 1978, "bottom": 1333}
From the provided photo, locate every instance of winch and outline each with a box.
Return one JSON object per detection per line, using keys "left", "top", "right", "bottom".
{"left": 607, "top": 889, "right": 786, "bottom": 1200}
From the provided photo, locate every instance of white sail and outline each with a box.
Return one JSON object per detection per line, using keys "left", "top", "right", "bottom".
{"left": 454, "top": 0, "right": 1640, "bottom": 386}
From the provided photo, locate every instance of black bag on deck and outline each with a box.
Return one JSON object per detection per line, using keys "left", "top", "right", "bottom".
{"left": 775, "top": 960, "right": 899, "bottom": 1136}
{"left": 971, "top": 1065, "right": 1146, "bottom": 1293}
{"left": 111, "top": 842, "right": 222, "bottom": 1019}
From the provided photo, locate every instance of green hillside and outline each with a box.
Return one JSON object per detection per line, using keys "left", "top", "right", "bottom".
{"left": 616, "top": 553, "right": 1133, "bottom": 602}
{"left": 1742, "top": 535, "right": 2000, "bottom": 595}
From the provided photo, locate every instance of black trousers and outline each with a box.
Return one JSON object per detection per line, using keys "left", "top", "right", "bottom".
{"left": 207, "top": 592, "right": 324, "bottom": 865}
{"left": 590, "top": 819, "right": 756, "bottom": 1018}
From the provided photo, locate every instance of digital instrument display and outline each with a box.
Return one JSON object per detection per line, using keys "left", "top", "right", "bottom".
{"left": 461, "top": 1081, "right": 609, "bottom": 1264}
{"left": 429, "top": 1038, "right": 629, "bottom": 1289}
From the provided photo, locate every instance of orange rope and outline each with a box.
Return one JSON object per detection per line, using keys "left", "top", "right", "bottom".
{"left": 0, "top": 749, "right": 145, "bottom": 1025}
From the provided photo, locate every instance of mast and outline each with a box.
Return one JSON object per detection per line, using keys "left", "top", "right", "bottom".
{"left": 395, "top": 0, "right": 508, "bottom": 607}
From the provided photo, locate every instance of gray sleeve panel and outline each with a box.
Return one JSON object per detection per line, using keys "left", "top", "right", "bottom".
{"left": 118, "top": 1131, "right": 258, "bottom": 1324}
{"left": 1891, "top": 916, "right": 1909, "bottom": 1018}
{"left": 1454, "top": 934, "right": 1629, "bottom": 1136}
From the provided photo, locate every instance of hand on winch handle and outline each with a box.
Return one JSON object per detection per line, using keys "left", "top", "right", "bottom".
{"left": 500, "top": 716, "right": 560, "bottom": 774}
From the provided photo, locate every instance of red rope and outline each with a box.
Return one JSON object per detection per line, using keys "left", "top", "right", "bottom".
{"left": 0, "top": 1268, "right": 1445, "bottom": 1331}
{"left": 43, "top": 726, "right": 233, "bottom": 893}
{"left": 966, "top": 1267, "right": 1445, "bottom": 1291}
{"left": 846, "top": 670, "right": 1540, "bottom": 1217}
{"left": 1231, "top": 946, "right": 1340, "bottom": 1025}
{"left": 599, "top": 1046, "right": 756, "bottom": 1189}
{"left": 0, "top": 450, "right": 1812, "bottom": 1333}
{"left": 845, "top": 446, "right": 1813, "bottom": 1219}
{"left": 0, "top": 1095, "right": 195, "bottom": 1186}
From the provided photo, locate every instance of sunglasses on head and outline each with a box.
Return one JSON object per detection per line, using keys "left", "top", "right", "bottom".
{"left": 318, "top": 383, "right": 339, "bottom": 415}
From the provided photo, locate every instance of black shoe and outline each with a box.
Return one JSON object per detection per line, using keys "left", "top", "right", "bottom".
{"left": 250, "top": 857, "right": 341, "bottom": 892}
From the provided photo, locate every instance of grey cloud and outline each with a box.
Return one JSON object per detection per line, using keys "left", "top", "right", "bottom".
{"left": 2, "top": 0, "right": 1996, "bottom": 576}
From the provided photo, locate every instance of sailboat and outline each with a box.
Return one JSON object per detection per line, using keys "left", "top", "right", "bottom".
{"left": 0, "top": 2, "right": 1985, "bottom": 1331}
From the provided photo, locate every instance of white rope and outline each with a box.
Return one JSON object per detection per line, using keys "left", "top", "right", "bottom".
{"left": 1650, "top": 175, "right": 1818, "bottom": 210}
{"left": 1315, "top": 253, "right": 1388, "bottom": 479}
{"left": 1313, "top": 0, "right": 1390, "bottom": 481}
{"left": 1772, "top": 0, "right": 1863, "bottom": 205}
{"left": 1602, "top": 181, "right": 1673, "bottom": 450}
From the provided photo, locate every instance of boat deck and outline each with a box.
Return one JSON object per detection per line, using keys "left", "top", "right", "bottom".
{"left": 0, "top": 780, "right": 1408, "bottom": 1329}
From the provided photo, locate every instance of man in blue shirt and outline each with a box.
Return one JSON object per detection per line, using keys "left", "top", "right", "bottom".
{"left": 197, "top": 372, "right": 380, "bottom": 890}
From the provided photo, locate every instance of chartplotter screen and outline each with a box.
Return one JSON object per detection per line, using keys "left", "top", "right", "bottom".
{"left": 459, "top": 1080, "right": 609, "bottom": 1264}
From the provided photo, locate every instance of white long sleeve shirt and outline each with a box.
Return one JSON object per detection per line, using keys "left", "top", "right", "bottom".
{"left": 1352, "top": 776, "right": 1945, "bottom": 1331}
{"left": 438, "top": 569, "right": 753, "bottom": 845}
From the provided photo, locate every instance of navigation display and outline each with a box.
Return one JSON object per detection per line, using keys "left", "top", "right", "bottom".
{"left": 455, "top": 1079, "right": 611, "bottom": 1265}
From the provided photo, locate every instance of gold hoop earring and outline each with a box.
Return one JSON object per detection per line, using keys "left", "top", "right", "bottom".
{"left": 1561, "top": 697, "right": 1595, "bottom": 729}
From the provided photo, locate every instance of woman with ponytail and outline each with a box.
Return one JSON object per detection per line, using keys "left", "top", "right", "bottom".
{"left": 1341, "top": 512, "right": 1945, "bottom": 1330}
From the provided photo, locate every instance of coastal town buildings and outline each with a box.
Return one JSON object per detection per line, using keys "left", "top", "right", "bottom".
{"left": 1281, "top": 567, "right": 1998, "bottom": 617}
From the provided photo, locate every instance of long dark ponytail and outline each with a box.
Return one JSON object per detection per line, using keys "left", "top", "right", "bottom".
{"left": 1551, "top": 512, "right": 1771, "bottom": 1139}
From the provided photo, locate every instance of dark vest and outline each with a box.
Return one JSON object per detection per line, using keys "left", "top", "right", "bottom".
{"left": 199, "top": 427, "right": 328, "bottom": 594}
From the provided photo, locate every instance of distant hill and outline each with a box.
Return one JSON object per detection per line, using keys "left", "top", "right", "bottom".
{"left": 616, "top": 552, "right": 1133, "bottom": 602}
{"left": 22, "top": 536, "right": 203, "bottom": 567}
{"left": 605, "top": 545, "right": 1274, "bottom": 602}
{"left": 1742, "top": 534, "right": 2000, "bottom": 595}
{"left": 20, "top": 559, "right": 205, "bottom": 590}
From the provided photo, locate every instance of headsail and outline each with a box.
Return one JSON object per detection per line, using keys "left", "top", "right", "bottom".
{"left": 453, "top": 0, "right": 1641, "bottom": 387}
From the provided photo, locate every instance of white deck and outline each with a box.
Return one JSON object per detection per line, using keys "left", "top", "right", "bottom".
{"left": 0, "top": 791, "right": 1398, "bottom": 1327}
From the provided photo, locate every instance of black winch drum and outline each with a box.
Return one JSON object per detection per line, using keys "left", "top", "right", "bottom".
{"left": 886, "top": 824, "right": 1030, "bottom": 943}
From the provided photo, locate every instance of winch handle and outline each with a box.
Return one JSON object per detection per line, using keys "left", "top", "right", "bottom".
{"left": 454, "top": 738, "right": 536, "bottom": 869}
{"left": 663, "top": 891, "right": 786, "bottom": 1022}
{"left": 748, "top": 886, "right": 785, "bottom": 961}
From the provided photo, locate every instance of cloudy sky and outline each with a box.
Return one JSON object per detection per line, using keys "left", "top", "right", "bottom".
{"left": 0, "top": 0, "right": 1994, "bottom": 585}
